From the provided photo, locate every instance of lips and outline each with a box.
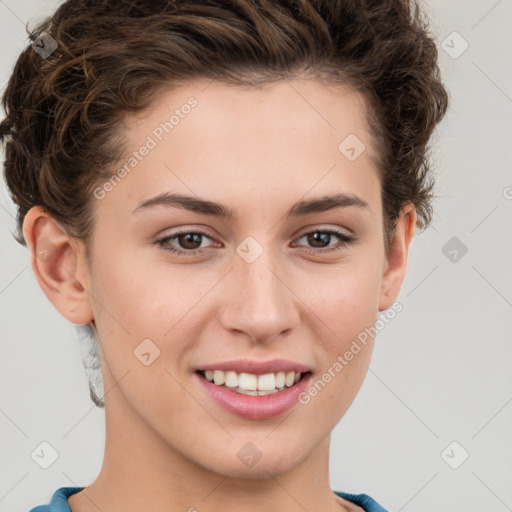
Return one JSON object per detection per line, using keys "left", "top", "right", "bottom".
{"left": 194, "top": 359, "right": 314, "bottom": 419}
{"left": 196, "top": 358, "right": 312, "bottom": 375}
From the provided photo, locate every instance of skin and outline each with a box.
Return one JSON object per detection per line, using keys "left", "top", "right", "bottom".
{"left": 23, "top": 78, "right": 416, "bottom": 512}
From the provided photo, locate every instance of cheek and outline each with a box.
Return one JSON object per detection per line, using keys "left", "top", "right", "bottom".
{"left": 301, "top": 265, "right": 381, "bottom": 412}
{"left": 299, "top": 255, "right": 383, "bottom": 336}
{"left": 91, "top": 249, "right": 172, "bottom": 323}
{"left": 88, "top": 253, "right": 208, "bottom": 364}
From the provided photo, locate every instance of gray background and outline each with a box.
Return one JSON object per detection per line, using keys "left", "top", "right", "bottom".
{"left": 1, "top": 1, "right": 511, "bottom": 511}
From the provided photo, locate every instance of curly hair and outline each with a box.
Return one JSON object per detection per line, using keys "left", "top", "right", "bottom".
{"left": 0, "top": 0, "right": 449, "bottom": 407}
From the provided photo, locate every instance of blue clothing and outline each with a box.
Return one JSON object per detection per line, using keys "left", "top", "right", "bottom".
{"left": 29, "top": 486, "right": 390, "bottom": 511}
{"left": 334, "top": 490, "right": 389, "bottom": 511}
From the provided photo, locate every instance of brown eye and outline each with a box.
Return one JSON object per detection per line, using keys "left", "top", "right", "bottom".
{"left": 294, "top": 228, "right": 355, "bottom": 254}
{"left": 306, "top": 231, "right": 332, "bottom": 248}
{"left": 156, "top": 230, "right": 214, "bottom": 256}
{"left": 176, "top": 232, "right": 203, "bottom": 250}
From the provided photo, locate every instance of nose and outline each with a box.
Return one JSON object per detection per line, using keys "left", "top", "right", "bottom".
{"left": 219, "top": 241, "right": 300, "bottom": 344}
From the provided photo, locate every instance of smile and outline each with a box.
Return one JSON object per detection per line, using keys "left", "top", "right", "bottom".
{"left": 195, "top": 367, "right": 313, "bottom": 420}
{"left": 197, "top": 370, "right": 310, "bottom": 396}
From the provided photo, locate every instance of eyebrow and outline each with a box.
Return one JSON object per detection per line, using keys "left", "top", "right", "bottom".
{"left": 132, "top": 192, "right": 370, "bottom": 218}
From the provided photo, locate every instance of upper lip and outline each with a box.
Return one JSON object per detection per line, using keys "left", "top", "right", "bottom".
{"left": 197, "top": 358, "right": 312, "bottom": 375}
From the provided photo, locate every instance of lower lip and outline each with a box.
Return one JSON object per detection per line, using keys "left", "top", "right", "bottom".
{"left": 196, "top": 372, "right": 313, "bottom": 420}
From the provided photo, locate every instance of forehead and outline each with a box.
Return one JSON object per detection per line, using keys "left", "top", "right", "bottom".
{"left": 99, "top": 78, "right": 381, "bottom": 223}
{"left": 121, "top": 78, "right": 376, "bottom": 161}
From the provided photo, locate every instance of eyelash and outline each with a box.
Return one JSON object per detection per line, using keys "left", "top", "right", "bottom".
{"left": 155, "top": 227, "right": 356, "bottom": 257}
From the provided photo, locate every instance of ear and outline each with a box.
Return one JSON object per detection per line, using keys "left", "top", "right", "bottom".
{"left": 378, "top": 203, "right": 417, "bottom": 311}
{"left": 23, "top": 206, "right": 94, "bottom": 325}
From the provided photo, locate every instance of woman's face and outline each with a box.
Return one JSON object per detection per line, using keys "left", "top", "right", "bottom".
{"left": 76, "top": 78, "right": 411, "bottom": 478}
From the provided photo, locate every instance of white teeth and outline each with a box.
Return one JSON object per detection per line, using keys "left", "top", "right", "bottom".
{"left": 285, "top": 371, "right": 295, "bottom": 387}
{"left": 238, "top": 372, "right": 257, "bottom": 390}
{"left": 213, "top": 370, "right": 225, "bottom": 385}
{"left": 224, "top": 371, "right": 238, "bottom": 388}
{"left": 257, "top": 373, "right": 276, "bottom": 391}
{"left": 202, "top": 369, "right": 305, "bottom": 394}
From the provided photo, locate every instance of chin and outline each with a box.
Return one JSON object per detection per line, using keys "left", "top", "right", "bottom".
{"left": 210, "top": 458, "right": 299, "bottom": 480}
{"left": 197, "top": 441, "right": 311, "bottom": 479}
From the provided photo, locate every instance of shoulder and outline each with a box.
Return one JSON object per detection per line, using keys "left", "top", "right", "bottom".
{"left": 28, "top": 487, "right": 84, "bottom": 512}
{"left": 334, "top": 490, "right": 391, "bottom": 512}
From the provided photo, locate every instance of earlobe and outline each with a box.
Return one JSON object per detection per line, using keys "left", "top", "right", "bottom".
{"left": 23, "top": 206, "right": 94, "bottom": 325}
{"left": 378, "top": 203, "right": 417, "bottom": 311}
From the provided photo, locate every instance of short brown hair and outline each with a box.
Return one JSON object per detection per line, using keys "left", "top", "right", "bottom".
{"left": 0, "top": 0, "right": 449, "bottom": 406}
